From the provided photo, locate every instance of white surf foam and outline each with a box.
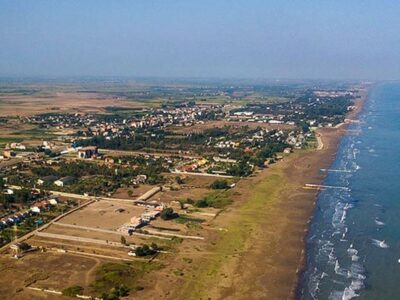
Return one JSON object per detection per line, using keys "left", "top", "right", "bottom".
{"left": 372, "top": 239, "right": 389, "bottom": 248}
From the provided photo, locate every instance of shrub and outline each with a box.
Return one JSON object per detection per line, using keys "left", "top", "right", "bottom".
{"left": 62, "top": 286, "right": 84, "bottom": 297}
{"left": 210, "top": 179, "right": 229, "bottom": 189}
{"left": 19, "top": 242, "right": 31, "bottom": 251}
{"left": 160, "top": 207, "right": 177, "bottom": 220}
{"left": 135, "top": 244, "right": 157, "bottom": 257}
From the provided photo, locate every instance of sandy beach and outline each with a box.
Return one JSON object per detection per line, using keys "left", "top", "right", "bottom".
{"left": 135, "top": 89, "right": 369, "bottom": 300}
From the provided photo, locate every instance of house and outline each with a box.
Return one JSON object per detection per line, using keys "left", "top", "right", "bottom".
{"left": 141, "top": 210, "right": 160, "bottom": 222}
{"left": 37, "top": 175, "right": 58, "bottom": 186}
{"left": 129, "top": 217, "right": 143, "bottom": 229}
{"left": 10, "top": 143, "right": 26, "bottom": 150}
{"left": 283, "top": 148, "right": 292, "bottom": 154}
{"left": 48, "top": 199, "right": 58, "bottom": 205}
{"left": 30, "top": 200, "right": 50, "bottom": 213}
{"left": 54, "top": 176, "right": 75, "bottom": 187}
{"left": 31, "top": 206, "right": 41, "bottom": 214}
{"left": 104, "top": 157, "right": 115, "bottom": 165}
{"left": 43, "top": 141, "right": 55, "bottom": 149}
{"left": 4, "top": 189, "right": 14, "bottom": 195}
{"left": 135, "top": 174, "right": 147, "bottom": 184}
{"left": 3, "top": 150, "right": 16, "bottom": 158}
{"left": 77, "top": 146, "right": 98, "bottom": 159}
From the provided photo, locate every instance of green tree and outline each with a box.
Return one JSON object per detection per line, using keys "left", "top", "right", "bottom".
{"left": 210, "top": 179, "right": 229, "bottom": 189}
{"left": 160, "top": 207, "right": 176, "bottom": 220}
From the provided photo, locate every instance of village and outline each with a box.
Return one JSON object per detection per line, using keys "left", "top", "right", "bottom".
{"left": 0, "top": 85, "right": 360, "bottom": 299}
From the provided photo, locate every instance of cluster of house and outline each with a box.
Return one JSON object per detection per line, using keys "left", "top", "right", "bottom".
{"left": 214, "top": 140, "right": 240, "bottom": 149}
{"left": 77, "top": 146, "right": 98, "bottom": 159}
{"left": 25, "top": 104, "right": 223, "bottom": 141}
{"left": 1, "top": 150, "right": 17, "bottom": 159}
{"left": 26, "top": 113, "right": 96, "bottom": 130}
{"left": 83, "top": 106, "right": 220, "bottom": 138}
{"left": 176, "top": 158, "right": 208, "bottom": 173}
{"left": 209, "top": 128, "right": 303, "bottom": 153}
{"left": 286, "top": 131, "right": 308, "bottom": 149}
{"left": 119, "top": 204, "right": 164, "bottom": 234}
{"left": 6, "top": 143, "right": 26, "bottom": 151}
{"left": 0, "top": 199, "right": 57, "bottom": 230}
{"left": 313, "top": 90, "right": 355, "bottom": 98}
{"left": 0, "top": 143, "right": 29, "bottom": 161}
{"left": 37, "top": 175, "right": 75, "bottom": 187}
{"left": 229, "top": 111, "right": 294, "bottom": 125}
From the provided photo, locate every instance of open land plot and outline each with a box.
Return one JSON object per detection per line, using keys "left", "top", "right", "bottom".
{"left": 26, "top": 234, "right": 142, "bottom": 261}
{"left": 0, "top": 120, "right": 81, "bottom": 146}
{"left": 150, "top": 174, "right": 229, "bottom": 203}
{"left": 0, "top": 249, "right": 163, "bottom": 299}
{"left": 112, "top": 185, "right": 156, "bottom": 199}
{"left": 0, "top": 92, "right": 146, "bottom": 117}
{"left": 41, "top": 223, "right": 145, "bottom": 245}
{"left": 164, "top": 173, "right": 221, "bottom": 187}
{"left": 0, "top": 251, "right": 103, "bottom": 299}
{"left": 155, "top": 187, "right": 211, "bottom": 203}
{"left": 59, "top": 200, "right": 145, "bottom": 230}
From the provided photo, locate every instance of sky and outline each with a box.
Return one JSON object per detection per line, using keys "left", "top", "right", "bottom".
{"left": 1, "top": 0, "right": 400, "bottom": 80}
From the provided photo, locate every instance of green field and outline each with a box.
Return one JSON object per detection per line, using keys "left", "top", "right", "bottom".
{"left": 175, "top": 169, "right": 286, "bottom": 299}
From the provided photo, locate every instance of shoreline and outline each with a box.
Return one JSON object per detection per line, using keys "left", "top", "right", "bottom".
{"left": 294, "top": 85, "right": 370, "bottom": 299}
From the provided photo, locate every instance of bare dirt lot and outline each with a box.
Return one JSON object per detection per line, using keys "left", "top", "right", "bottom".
{"left": 0, "top": 251, "right": 103, "bottom": 299}
{"left": 155, "top": 174, "right": 225, "bottom": 203}
{"left": 157, "top": 187, "right": 210, "bottom": 203}
{"left": 60, "top": 200, "right": 145, "bottom": 230}
{"left": 165, "top": 173, "right": 221, "bottom": 187}
{"left": 0, "top": 92, "right": 144, "bottom": 117}
{"left": 112, "top": 185, "right": 155, "bottom": 199}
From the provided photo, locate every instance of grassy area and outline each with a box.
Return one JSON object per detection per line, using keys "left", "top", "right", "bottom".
{"left": 90, "top": 261, "right": 162, "bottom": 298}
{"left": 175, "top": 169, "right": 287, "bottom": 299}
{"left": 196, "top": 190, "right": 232, "bottom": 209}
{"left": 0, "top": 137, "right": 23, "bottom": 144}
{"left": 175, "top": 215, "right": 205, "bottom": 224}
{"left": 13, "top": 128, "right": 57, "bottom": 139}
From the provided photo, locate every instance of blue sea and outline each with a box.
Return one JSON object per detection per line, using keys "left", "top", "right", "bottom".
{"left": 300, "top": 83, "right": 400, "bottom": 300}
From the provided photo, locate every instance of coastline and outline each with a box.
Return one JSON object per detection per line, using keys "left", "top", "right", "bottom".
{"left": 136, "top": 87, "right": 370, "bottom": 300}
{"left": 294, "top": 86, "right": 370, "bottom": 299}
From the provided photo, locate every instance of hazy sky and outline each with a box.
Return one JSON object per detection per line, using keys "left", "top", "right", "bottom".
{"left": 1, "top": 0, "right": 400, "bottom": 80}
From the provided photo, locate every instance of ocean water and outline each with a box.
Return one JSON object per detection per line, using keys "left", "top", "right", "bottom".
{"left": 300, "top": 83, "right": 400, "bottom": 300}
